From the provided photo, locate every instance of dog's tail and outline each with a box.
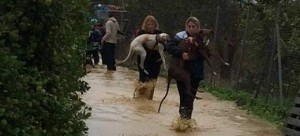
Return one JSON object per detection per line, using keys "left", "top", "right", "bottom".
{"left": 115, "top": 45, "right": 133, "bottom": 66}
{"left": 158, "top": 77, "right": 171, "bottom": 113}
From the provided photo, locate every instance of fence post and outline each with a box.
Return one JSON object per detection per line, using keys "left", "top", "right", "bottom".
{"left": 210, "top": 6, "right": 220, "bottom": 85}
{"left": 264, "top": 29, "right": 277, "bottom": 102}
{"left": 275, "top": 2, "right": 283, "bottom": 107}
{"left": 236, "top": 4, "right": 250, "bottom": 91}
{"left": 213, "top": 6, "right": 220, "bottom": 44}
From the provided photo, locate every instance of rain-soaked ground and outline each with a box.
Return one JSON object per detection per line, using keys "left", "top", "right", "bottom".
{"left": 82, "top": 65, "right": 282, "bottom": 136}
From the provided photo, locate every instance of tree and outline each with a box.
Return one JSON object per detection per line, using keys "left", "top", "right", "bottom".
{"left": 0, "top": 0, "right": 91, "bottom": 135}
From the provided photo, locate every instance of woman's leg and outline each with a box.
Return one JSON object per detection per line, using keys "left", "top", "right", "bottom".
{"left": 106, "top": 43, "right": 116, "bottom": 70}
{"left": 134, "top": 56, "right": 149, "bottom": 99}
{"left": 186, "top": 78, "right": 201, "bottom": 118}
{"left": 144, "top": 59, "right": 162, "bottom": 100}
{"left": 101, "top": 43, "right": 108, "bottom": 65}
{"left": 137, "top": 56, "right": 149, "bottom": 82}
{"left": 92, "top": 49, "right": 99, "bottom": 65}
{"left": 176, "top": 81, "right": 192, "bottom": 119}
{"left": 176, "top": 77, "right": 201, "bottom": 119}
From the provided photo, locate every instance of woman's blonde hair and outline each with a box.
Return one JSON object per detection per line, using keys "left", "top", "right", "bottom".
{"left": 141, "top": 15, "right": 159, "bottom": 31}
{"left": 185, "top": 16, "right": 200, "bottom": 30}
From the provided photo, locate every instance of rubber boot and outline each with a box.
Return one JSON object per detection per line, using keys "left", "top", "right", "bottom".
{"left": 147, "top": 79, "right": 157, "bottom": 100}
{"left": 171, "top": 116, "right": 189, "bottom": 131}
{"left": 178, "top": 107, "right": 197, "bottom": 129}
{"left": 179, "top": 107, "right": 192, "bottom": 119}
{"left": 134, "top": 80, "right": 147, "bottom": 99}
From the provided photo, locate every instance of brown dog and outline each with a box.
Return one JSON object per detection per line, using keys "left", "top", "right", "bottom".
{"left": 195, "top": 29, "right": 229, "bottom": 74}
{"left": 158, "top": 29, "right": 229, "bottom": 113}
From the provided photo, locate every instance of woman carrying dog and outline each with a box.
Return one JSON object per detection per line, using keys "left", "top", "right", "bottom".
{"left": 135, "top": 15, "right": 165, "bottom": 100}
{"left": 166, "top": 16, "right": 205, "bottom": 130}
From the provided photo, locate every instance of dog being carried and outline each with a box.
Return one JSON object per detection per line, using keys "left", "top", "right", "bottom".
{"left": 158, "top": 29, "right": 229, "bottom": 113}
{"left": 116, "top": 33, "right": 170, "bottom": 74}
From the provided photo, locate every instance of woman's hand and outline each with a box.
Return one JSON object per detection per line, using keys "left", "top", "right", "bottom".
{"left": 182, "top": 52, "right": 189, "bottom": 60}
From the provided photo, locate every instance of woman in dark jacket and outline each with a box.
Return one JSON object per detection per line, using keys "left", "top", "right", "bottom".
{"left": 167, "top": 16, "right": 205, "bottom": 130}
{"left": 135, "top": 15, "right": 165, "bottom": 100}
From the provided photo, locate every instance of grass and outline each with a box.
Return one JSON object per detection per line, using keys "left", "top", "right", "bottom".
{"left": 204, "top": 84, "right": 294, "bottom": 131}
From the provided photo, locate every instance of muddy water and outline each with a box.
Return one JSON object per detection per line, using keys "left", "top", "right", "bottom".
{"left": 82, "top": 66, "right": 281, "bottom": 136}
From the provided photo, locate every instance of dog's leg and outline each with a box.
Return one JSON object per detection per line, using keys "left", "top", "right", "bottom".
{"left": 168, "top": 57, "right": 202, "bottom": 100}
{"left": 158, "top": 44, "right": 167, "bottom": 70}
{"left": 181, "top": 73, "right": 202, "bottom": 100}
{"left": 207, "top": 59, "right": 217, "bottom": 76}
{"left": 210, "top": 53, "right": 230, "bottom": 66}
{"left": 172, "top": 66, "right": 202, "bottom": 100}
{"left": 139, "top": 48, "right": 149, "bottom": 75}
{"left": 199, "top": 49, "right": 217, "bottom": 76}
{"left": 205, "top": 44, "right": 230, "bottom": 66}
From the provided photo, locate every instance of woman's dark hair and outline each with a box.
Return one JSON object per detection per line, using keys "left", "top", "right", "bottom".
{"left": 94, "top": 23, "right": 103, "bottom": 27}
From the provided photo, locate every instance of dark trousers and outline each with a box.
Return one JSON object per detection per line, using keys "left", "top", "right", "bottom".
{"left": 99, "top": 48, "right": 104, "bottom": 65}
{"left": 176, "top": 77, "right": 201, "bottom": 119}
{"left": 137, "top": 47, "right": 163, "bottom": 82}
{"left": 137, "top": 56, "right": 162, "bottom": 82}
{"left": 102, "top": 42, "right": 116, "bottom": 70}
{"left": 86, "top": 49, "right": 99, "bottom": 65}
{"left": 135, "top": 48, "right": 162, "bottom": 99}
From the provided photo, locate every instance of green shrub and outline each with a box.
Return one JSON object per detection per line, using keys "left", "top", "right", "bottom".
{"left": 204, "top": 85, "right": 293, "bottom": 128}
{"left": 0, "top": 0, "right": 91, "bottom": 135}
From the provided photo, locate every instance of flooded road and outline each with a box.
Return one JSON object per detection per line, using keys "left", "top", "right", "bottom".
{"left": 82, "top": 66, "right": 281, "bottom": 136}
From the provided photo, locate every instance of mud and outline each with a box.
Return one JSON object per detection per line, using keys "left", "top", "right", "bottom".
{"left": 82, "top": 65, "right": 281, "bottom": 136}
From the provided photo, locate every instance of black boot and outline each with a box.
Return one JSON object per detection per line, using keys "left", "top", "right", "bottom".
{"left": 179, "top": 107, "right": 193, "bottom": 119}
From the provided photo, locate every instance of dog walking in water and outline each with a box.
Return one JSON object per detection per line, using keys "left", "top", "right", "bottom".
{"left": 116, "top": 33, "right": 170, "bottom": 74}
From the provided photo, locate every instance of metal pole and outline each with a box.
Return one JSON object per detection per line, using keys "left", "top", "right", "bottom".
{"left": 210, "top": 6, "right": 220, "bottom": 85}
{"left": 275, "top": 2, "right": 283, "bottom": 107}
{"left": 236, "top": 4, "right": 250, "bottom": 90}
{"left": 264, "top": 28, "right": 277, "bottom": 102}
{"left": 213, "top": 6, "right": 220, "bottom": 43}
{"left": 121, "top": 0, "right": 124, "bottom": 22}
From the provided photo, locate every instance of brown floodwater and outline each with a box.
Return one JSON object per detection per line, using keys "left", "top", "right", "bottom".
{"left": 82, "top": 66, "right": 281, "bottom": 136}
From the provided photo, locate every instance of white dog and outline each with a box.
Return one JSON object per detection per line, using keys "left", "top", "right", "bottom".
{"left": 116, "top": 33, "right": 170, "bottom": 74}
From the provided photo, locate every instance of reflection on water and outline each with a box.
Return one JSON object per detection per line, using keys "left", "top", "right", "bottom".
{"left": 82, "top": 66, "right": 281, "bottom": 136}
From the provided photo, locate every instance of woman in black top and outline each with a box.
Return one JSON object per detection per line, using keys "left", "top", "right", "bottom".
{"left": 135, "top": 15, "right": 164, "bottom": 100}
{"left": 167, "top": 16, "right": 205, "bottom": 130}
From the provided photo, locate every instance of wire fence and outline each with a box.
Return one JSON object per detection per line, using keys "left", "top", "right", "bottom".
{"left": 114, "top": 2, "right": 300, "bottom": 103}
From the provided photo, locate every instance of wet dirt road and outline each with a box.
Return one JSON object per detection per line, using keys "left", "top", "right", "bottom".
{"left": 82, "top": 66, "right": 281, "bottom": 136}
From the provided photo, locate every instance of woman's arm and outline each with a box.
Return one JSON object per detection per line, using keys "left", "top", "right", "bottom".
{"left": 167, "top": 35, "right": 183, "bottom": 58}
{"left": 101, "top": 22, "right": 111, "bottom": 44}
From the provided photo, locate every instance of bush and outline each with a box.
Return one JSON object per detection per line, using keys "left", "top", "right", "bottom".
{"left": 0, "top": 0, "right": 91, "bottom": 135}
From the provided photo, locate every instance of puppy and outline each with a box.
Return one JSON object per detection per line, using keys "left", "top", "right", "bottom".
{"left": 116, "top": 33, "right": 170, "bottom": 74}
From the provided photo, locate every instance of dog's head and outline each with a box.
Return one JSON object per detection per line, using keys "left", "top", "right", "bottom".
{"left": 200, "top": 29, "right": 214, "bottom": 44}
{"left": 190, "top": 29, "right": 213, "bottom": 46}
{"left": 157, "top": 33, "right": 170, "bottom": 42}
{"left": 201, "top": 29, "right": 214, "bottom": 35}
